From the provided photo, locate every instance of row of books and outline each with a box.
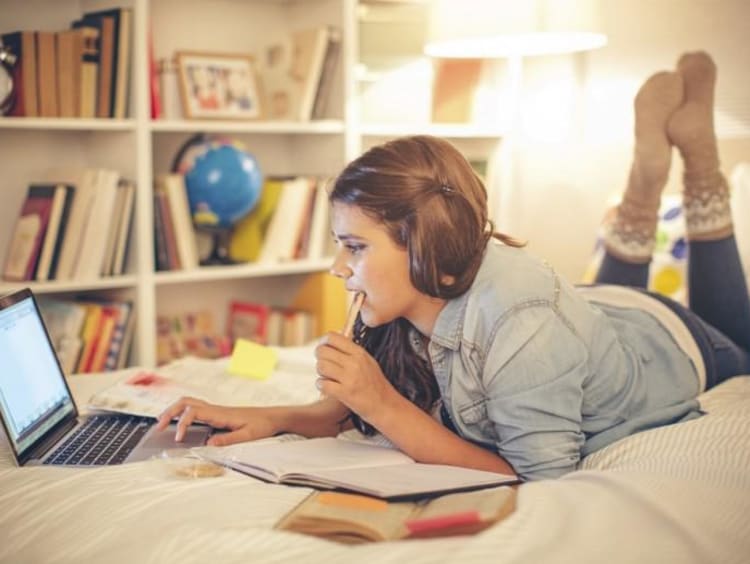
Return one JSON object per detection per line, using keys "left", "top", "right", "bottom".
{"left": 150, "top": 25, "right": 340, "bottom": 122}
{"left": 2, "top": 170, "right": 135, "bottom": 283}
{"left": 258, "top": 25, "right": 341, "bottom": 121}
{"left": 156, "top": 310, "right": 231, "bottom": 366}
{"left": 228, "top": 300, "right": 316, "bottom": 348}
{"left": 38, "top": 297, "right": 135, "bottom": 375}
{"left": 1, "top": 6, "right": 131, "bottom": 118}
{"left": 153, "top": 174, "right": 331, "bottom": 272}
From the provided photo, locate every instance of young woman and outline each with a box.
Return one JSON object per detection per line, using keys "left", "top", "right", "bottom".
{"left": 157, "top": 52, "right": 750, "bottom": 480}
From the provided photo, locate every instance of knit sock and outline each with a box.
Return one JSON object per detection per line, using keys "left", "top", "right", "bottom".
{"left": 605, "top": 71, "right": 683, "bottom": 263}
{"left": 667, "top": 51, "right": 733, "bottom": 241}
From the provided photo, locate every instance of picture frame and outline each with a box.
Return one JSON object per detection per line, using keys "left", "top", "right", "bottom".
{"left": 176, "top": 51, "right": 263, "bottom": 120}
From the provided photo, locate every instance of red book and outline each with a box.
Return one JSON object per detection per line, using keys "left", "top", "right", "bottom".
{"left": 2, "top": 185, "right": 57, "bottom": 281}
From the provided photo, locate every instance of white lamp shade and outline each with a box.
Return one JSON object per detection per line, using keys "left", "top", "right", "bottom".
{"left": 425, "top": 0, "right": 607, "bottom": 58}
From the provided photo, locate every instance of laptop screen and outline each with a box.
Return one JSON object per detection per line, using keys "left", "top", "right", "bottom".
{"left": 0, "top": 293, "right": 76, "bottom": 457}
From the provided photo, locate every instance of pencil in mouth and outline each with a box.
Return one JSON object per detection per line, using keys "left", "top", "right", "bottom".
{"left": 342, "top": 292, "right": 365, "bottom": 338}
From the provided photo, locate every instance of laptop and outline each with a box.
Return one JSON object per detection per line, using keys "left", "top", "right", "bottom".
{"left": 0, "top": 288, "right": 211, "bottom": 467}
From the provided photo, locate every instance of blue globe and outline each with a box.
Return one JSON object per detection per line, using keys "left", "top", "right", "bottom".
{"left": 178, "top": 137, "right": 263, "bottom": 230}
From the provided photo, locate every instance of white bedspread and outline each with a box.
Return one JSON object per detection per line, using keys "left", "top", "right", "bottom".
{"left": 1, "top": 353, "right": 748, "bottom": 564}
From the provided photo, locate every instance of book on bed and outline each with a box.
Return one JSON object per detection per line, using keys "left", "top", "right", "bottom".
{"left": 193, "top": 436, "right": 518, "bottom": 499}
{"left": 276, "top": 486, "right": 516, "bottom": 544}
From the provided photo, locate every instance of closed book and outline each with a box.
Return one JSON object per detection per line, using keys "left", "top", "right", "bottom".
{"left": 157, "top": 174, "right": 199, "bottom": 270}
{"left": 88, "top": 305, "right": 118, "bottom": 373}
{"left": 102, "top": 301, "right": 134, "bottom": 371}
{"left": 0, "top": 31, "right": 38, "bottom": 116}
{"left": 73, "top": 169, "right": 121, "bottom": 279}
{"left": 277, "top": 486, "right": 516, "bottom": 544}
{"left": 70, "top": 23, "right": 100, "bottom": 117}
{"left": 75, "top": 303, "right": 103, "bottom": 373}
{"left": 109, "top": 179, "right": 136, "bottom": 275}
{"left": 2, "top": 184, "right": 57, "bottom": 281}
{"left": 36, "top": 31, "right": 59, "bottom": 117}
{"left": 156, "top": 186, "right": 182, "bottom": 270}
{"left": 95, "top": 15, "right": 115, "bottom": 118}
{"left": 311, "top": 27, "right": 341, "bottom": 120}
{"left": 52, "top": 168, "right": 97, "bottom": 280}
{"left": 303, "top": 179, "right": 330, "bottom": 260}
{"left": 84, "top": 7, "right": 132, "bottom": 118}
{"left": 258, "top": 177, "right": 316, "bottom": 263}
{"left": 36, "top": 184, "right": 74, "bottom": 282}
{"left": 153, "top": 191, "right": 170, "bottom": 271}
{"left": 37, "top": 298, "right": 87, "bottom": 376}
{"left": 55, "top": 30, "right": 82, "bottom": 117}
{"left": 290, "top": 27, "right": 329, "bottom": 121}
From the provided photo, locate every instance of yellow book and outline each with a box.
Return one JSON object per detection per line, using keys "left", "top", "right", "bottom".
{"left": 276, "top": 486, "right": 516, "bottom": 544}
{"left": 290, "top": 272, "right": 347, "bottom": 336}
{"left": 75, "top": 304, "right": 103, "bottom": 373}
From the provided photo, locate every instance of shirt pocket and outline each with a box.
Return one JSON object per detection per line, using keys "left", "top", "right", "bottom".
{"left": 457, "top": 400, "right": 496, "bottom": 442}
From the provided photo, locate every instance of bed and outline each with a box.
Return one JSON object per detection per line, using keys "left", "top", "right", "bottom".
{"left": 1, "top": 350, "right": 749, "bottom": 564}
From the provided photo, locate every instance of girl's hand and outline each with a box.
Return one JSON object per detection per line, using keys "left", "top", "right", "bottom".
{"left": 314, "top": 332, "right": 397, "bottom": 424}
{"left": 156, "top": 397, "right": 279, "bottom": 446}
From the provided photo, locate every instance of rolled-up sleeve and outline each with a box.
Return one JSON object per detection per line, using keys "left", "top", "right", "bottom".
{"left": 483, "top": 305, "right": 589, "bottom": 480}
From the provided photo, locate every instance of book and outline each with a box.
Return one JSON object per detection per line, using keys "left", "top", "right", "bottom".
{"left": 74, "top": 169, "right": 121, "bottom": 279}
{"left": 305, "top": 179, "right": 331, "bottom": 260}
{"left": 260, "top": 26, "right": 329, "bottom": 121}
{"left": 55, "top": 29, "right": 83, "bottom": 117}
{"left": 84, "top": 7, "right": 132, "bottom": 118}
{"left": 51, "top": 168, "right": 97, "bottom": 280}
{"left": 0, "top": 30, "right": 38, "bottom": 116}
{"left": 276, "top": 485, "right": 516, "bottom": 544}
{"left": 153, "top": 191, "right": 170, "bottom": 271}
{"left": 103, "top": 301, "right": 134, "bottom": 370}
{"left": 70, "top": 22, "right": 100, "bottom": 117}
{"left": 310, "top": 27, "right": 341, "bottom": 120}
{"left": 258, "top": 176, "right": 316, "bottom": 263}
{"left": 35, "top": 184, "right": 74, "bottom": 281}
{"left": 35, "top": 31, "right": 59, "bottom": 117}
{"left": 228, "top": 176, "right": 286, "bottom": 262}
{"left": 193, "top": 437, "right": 518, "bottom": 499}
{"left": 38, "top": 298, "right": 87, "bottom": 376}
{"left": 156, "top": 174, "right": 199, "bottom": 270}
{"left": 431, "top": 58, "right": 483, "bottom": 123}
{"left": 291, "top": 272, "right": 347, "bottom": 336}
{"left": 109, "top": 179, "right": 136, "bottom": 275}
{"left": 227, "top": 300, "right": 272, "bottom": 345}
{"left": 2, "top": 184, "right": 57, "bottom": 281}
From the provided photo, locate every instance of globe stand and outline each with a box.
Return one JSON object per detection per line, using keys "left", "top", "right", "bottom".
{"left": 199, "top": 227, "right": 235, "bottom": 266}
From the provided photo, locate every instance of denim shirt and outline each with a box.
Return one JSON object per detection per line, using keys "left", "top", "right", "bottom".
{"left": 424, "top": 242, "right": 701, "bottom": 481}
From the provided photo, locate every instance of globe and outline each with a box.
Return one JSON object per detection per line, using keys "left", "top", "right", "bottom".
{"left": 173, "top": 134, "right": 263, "bottom": 264}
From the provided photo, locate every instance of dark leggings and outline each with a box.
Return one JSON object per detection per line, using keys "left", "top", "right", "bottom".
{"left": 595, "top": 236, "right": 750, "bottom": 388}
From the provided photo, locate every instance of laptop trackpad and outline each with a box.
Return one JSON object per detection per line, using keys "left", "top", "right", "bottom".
{"left": 127, "top": 424, "right": 212, "bottom": 462}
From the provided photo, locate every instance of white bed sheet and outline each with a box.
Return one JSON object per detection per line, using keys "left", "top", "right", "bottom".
{"left": 1, "top": 352, "right": 748, "bottom": 564}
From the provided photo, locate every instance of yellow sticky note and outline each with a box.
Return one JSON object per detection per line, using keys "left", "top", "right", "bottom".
{"left": 227, "top": 338, "right": 278, "bottom": 380}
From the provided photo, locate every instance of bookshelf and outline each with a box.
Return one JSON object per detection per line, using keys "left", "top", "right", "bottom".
{"left": 0, "top": 0, "right": 504, "bottom": 370}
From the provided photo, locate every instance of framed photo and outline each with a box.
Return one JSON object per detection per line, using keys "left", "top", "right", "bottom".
{"left": 176, "top": 51, "right": 262, "bottom": 120}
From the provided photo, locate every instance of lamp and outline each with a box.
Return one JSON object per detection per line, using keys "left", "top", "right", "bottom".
{"left": 424, "top": 0, "right": 607, "bottom": 58}
{"left": 423, "top": 0, "right": 607, "bottom": 233}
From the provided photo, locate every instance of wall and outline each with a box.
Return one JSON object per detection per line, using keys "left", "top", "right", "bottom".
{"left": 511, "top": 0, "right": 750, "bottom": 281}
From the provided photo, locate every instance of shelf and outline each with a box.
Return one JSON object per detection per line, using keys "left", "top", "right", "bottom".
{"left": 360, "top": 122, "right": 505, "bottom": 139}
{"left": 153, "top": 257, "right": 334, "bottom": 286}
{"left": 0, "top": 275, "right": 140, "bottom": 296}
{"left": 0, "top": 118, "right": 136, "bottom": 132}
{"left": 150, "top": 120, "right": 346, "bottom": 134}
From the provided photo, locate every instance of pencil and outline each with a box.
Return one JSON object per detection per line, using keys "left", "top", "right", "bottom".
{"left": 342, "top": 292, "right": 365, "bottom": 338}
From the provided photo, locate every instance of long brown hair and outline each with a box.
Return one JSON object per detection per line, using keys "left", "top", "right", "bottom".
{"left": 330, "top": 136, "right": 523, "bottom": 433}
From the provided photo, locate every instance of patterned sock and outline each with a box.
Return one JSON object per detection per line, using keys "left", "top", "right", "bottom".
{"left": 605, "top": 71, "right": 683, "bottom": 263}
{"left": 668, "top": 52, "right": 733, "bottom": 241}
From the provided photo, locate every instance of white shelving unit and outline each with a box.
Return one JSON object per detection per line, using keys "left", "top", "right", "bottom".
{"left": 0, "top": 0, "right": 504, "bottom": 369}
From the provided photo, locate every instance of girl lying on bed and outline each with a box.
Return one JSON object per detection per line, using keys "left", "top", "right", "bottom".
{"left": 158, "top": 51, "right": 750, "bottom": 481}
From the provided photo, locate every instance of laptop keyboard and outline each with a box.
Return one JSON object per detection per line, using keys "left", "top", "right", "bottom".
{"left": 44, "top": 414, "right": 152, "bottom": 466}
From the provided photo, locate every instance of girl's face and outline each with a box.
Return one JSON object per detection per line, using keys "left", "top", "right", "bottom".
{"left": 330, "top": 202, "right": 445, "bottom": 336}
